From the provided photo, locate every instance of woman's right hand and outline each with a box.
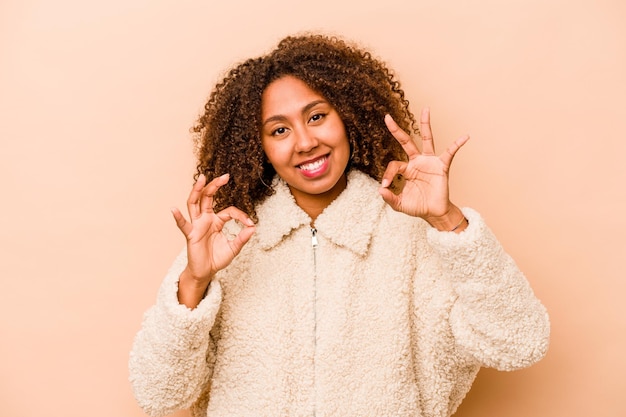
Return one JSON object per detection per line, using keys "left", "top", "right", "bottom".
{"left": 171, "top": 173, "right": 256, "bottom": 307}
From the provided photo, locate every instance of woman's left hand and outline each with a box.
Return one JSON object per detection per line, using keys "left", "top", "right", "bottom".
{"left": 379, "top": 108, "right": 469, "bottom": 231}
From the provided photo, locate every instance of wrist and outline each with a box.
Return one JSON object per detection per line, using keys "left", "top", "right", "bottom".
{"left": 424, "top": 206, "right": 467, "bottom": 233}
{"left": 180, "top": 266, "right": 214, "bottom": 285}
{"left": 178, "top": 267, "right": 212, "bottom": 308}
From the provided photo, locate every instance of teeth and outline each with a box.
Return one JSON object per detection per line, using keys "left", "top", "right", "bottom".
{"left": 299, "top": 157, "right": 326, "bottom": 171}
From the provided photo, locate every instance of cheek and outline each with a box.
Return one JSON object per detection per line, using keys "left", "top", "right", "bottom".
{"left": 262, "top": 140, "right": 289, "bottom": 167}
{"left": 334, "top": 129, "right": 350, "bottom": 157}
{"left": 327, "top": 118, "right": 349, "bottom": 150}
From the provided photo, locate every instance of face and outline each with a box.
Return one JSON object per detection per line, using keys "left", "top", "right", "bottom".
{"left": 261, "top": 76, "right": 350, "bottom": 210}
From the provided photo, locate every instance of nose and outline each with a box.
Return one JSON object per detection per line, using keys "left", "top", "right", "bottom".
{"left": 294, "top": 126, "right": 318, "bottom": 153}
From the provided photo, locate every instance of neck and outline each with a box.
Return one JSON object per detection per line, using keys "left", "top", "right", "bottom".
{"left": 289, "top": 174, "right": 348, "bottom": 223}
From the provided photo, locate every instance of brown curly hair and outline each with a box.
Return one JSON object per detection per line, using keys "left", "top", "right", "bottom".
{"left": 192, "top": 34, "right": 418, "bottom": 221}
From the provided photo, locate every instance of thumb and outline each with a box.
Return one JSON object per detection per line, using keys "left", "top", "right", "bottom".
{"left": 227, "top": 224, "right": 256, "bottom": 256}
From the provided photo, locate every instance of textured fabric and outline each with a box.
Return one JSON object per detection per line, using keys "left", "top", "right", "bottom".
{"left": 129, "top": 170, "right": 550, "bottom": 417}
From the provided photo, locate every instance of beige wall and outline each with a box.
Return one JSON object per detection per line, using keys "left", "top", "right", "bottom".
{"left": 1, "top": 0, "right": 624, "bottom": 416}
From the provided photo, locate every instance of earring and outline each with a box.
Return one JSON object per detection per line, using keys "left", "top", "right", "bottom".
{"left": 350, "top": 140, "right": 358, "bottom": 163}
{"left": 259, "top": 171, "right": 271, "bottom": 188}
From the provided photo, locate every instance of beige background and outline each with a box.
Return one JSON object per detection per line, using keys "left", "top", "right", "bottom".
{"left": 1, "top": 0, "right": 624, "bottom": 416}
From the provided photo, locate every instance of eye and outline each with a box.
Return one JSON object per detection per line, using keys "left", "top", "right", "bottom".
{"left": 309, "top": 113, "right": 326, "bottom": 123}
{"left": 271, "top": 126, "right": 288, "bottom": 136}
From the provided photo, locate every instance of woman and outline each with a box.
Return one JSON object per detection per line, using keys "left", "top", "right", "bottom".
{"left": 129, "top": 34, "right": 549, "bottom": 417}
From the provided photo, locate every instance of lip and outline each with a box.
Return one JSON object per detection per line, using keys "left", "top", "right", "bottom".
{"left": 297, "top": 154, "right": 330, "bottom": 178}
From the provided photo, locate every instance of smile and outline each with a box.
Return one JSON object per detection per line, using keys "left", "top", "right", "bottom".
{"left": 298, "top": 155, "right": 329, "bottom": 177}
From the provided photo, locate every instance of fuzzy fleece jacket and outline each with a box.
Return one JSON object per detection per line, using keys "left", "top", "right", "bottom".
{"left": 129, "top": 170, "right": 550, "bottom": 417}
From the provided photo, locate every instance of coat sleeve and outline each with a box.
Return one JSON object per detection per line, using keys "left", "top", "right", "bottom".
{"left": 128, "top": 250, "right": 222, "bottom": 417}
{"left": 426, "top": 208, "right": 550, "bottom": 371}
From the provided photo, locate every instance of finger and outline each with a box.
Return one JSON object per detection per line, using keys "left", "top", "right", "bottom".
{"left": 187, "top": 174, "right": 207, "bottom": 219}
{"left": 378, "top": 185, "right": 402, "bottom": 212}
{"left": 214, "top": 205, "right": 255, "bottom": 227}
{"left": 227, "top": 224, "right": 256, "bottom": 256}
{"left": 200, "top": 173, "right": 230, "bottom": 214}
{"left": 171, "top": 207, "right": 193, "bottom": 237}
{"left": 440, "top": 135, "right": 470, "bottom": 168}
{"left": 385, "top": 114, "right": 421, "bottom": 158}
{"left": 380, "top": 160, "right": 406, "bottom": 189}
{"left": 215, "top": 206, "right": 256, "bottom": 256}
{"left": 420, "top": 108, "right": 435, "bottom": 155}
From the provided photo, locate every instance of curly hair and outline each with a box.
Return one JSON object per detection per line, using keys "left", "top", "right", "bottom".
{"left": 192, "top": 34, "right": 418, "bottom": 221}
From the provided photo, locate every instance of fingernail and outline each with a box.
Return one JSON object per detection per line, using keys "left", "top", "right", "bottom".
{"left": 381, "top": 179, "right": 390, "bottom": 187}
{"left": 245, "top": 218, "right": 254, "bottom": 226}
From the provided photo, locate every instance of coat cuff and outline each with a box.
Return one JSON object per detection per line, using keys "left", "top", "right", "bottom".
{"left": 425, "top": 208, "right": 499, "bottom": 263}
{"left": 152, "top": 250, "right": 222, "bottom": 349}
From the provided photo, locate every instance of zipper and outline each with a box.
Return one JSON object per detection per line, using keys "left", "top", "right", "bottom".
{"left": 311, "top": 227, "right": 318, "bottom": 416}
{"left": 311, "top": 227, "right": 318, "bottom": 273}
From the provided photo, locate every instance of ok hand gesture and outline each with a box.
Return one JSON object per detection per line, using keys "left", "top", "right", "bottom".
{"left": 379, "top": 108, "right": 469, "bottom": 232}
{"left": 171, "top": 174, "right": 256, "bottom": 307}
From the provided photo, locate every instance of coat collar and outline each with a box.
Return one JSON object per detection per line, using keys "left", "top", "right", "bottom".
{"left": 255, "top": 170, "right": 386, "bottom": 256}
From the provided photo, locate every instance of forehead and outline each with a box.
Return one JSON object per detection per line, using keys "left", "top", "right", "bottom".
{"left": 261, "top": 76, "right": 326, "bottom": 118}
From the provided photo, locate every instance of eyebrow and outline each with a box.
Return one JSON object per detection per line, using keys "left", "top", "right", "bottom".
{"left": 262, "top": 99, "right": 328, "bottom": 127}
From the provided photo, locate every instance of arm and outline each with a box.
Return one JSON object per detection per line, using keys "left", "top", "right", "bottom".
{"left": 129, "top": 251, "right": 222, "bottom": 417}
{"left": 129, "top": 174, "right": 256, "bottom": 416}
{"left": 427, "top": 208, "right": 550, "bottom": 370}
{"left": 380, "top": 109, "right": 549, "bottom": 369}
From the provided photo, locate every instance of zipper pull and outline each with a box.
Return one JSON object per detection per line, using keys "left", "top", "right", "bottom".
{"left": 311, "top": 228, "right": 318, "bottom": 248}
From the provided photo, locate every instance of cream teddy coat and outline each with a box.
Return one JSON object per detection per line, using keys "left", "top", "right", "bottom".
{"left": 129, "top": 170, "right": 550, "bottom": 417}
